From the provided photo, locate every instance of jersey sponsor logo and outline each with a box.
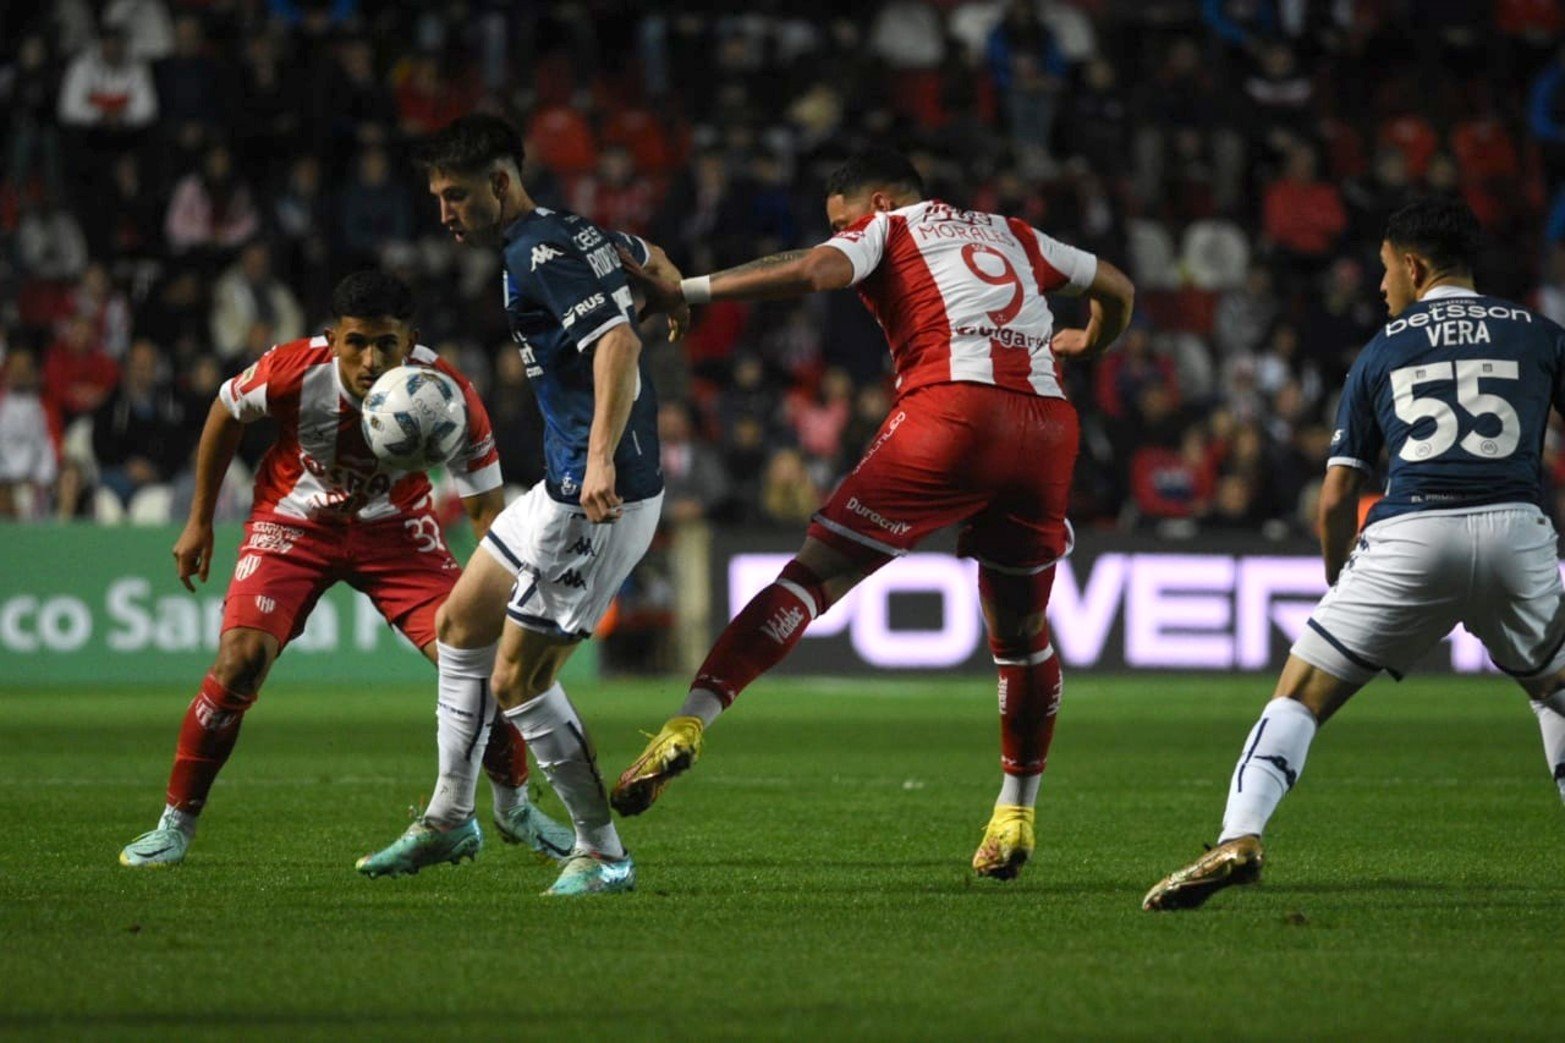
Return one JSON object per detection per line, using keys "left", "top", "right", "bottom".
{"left": 243, "top": 521, "right": 304, "bottom": 554}
{"left": 760, "top": 604, "right": 806, "bottom": 644}
{"left": 254, "top": 595, "right": 277, "bottom": 614}
{"left": 1384, "top": 302, "right": 1530, "bottom": 337}
{"left": 845, "top": 496, "right": 912, "bottom": 536}
{"left": 951, "top": 325, "right": 1047, "bottom": 350}
{"left": 573, "top": 227, "right": 604, "bottom": 250}
{"left": 530, "top": 244, "right": 564, "bottom": 270}
{"left": 555, "top": 568, "right": 587, "bottom": 589}
{"left": 234, "top": 555, "right": 261, "bottom": 581}
{"left": 560, "top": 292, "right": 606, "bottom": 329}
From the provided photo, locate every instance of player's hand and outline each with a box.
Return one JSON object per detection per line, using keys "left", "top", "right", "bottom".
{"left": 580, "top": 459, "right": 623, "bottom": 523}
{"left": 1049, "top": 328, "right": 1099, "bottom": 360}
{"left": 173, "top": 520, "right": 215, "bottom": 592}
{"left": 665, "top": 300, "right": 691, "bottom": 342}
{"left": 616, "top": 245, "right": 685, "bottom": 329}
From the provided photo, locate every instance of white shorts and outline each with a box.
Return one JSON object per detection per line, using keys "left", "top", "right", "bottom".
{"left": 1292, "top": 504, "right": 1565, "bottom": 685}
{"left": 480, "top": 484, "right": 663, "bottom": 640}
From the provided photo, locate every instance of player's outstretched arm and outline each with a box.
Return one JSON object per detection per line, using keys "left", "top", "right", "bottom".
{"left": 460, "top": 488, "right": 507, "bottom": 542}
{"left": 1050, "top": 259, "right": 1136, "bottom": 360}
{"left": 636, "top": 241, "right": 691, "bottom": 341}
{"left": 619, "top": 244, "right": 854, "bottom": 309}
{"left": 173, "top": 398, "right": 245, "bottom": 591}
{"left": 1318, "top": 465, "right": 1366, "bottom": 585}
{"left": 581, "top": 323, "right": 643, "bottom": 523}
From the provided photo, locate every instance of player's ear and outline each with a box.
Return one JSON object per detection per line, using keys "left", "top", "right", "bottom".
{"left": 489, "top": 167, "right": 509, "bottom": 202}
{"left": 323, "top": 325, "right": 337, "bottom": 350}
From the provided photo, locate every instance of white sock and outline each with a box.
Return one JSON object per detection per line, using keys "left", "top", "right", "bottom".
{"left": 997, "top": 773, "right": 1041, "bottom": 808}
{"left": 504, "top": 683, "right": 624, "bottom": 858}
{"left": 1530, "top": 699, "right": 1565, "bottom": 804}
{"left": 1219, "top": 698, "right": 1318, "bottom": 842}
{"left": 158, "top": 804, "right": 198, "bottom": 837}
{"left": 423, "top": 641, "right": 498, "bottom": 829}
{"left": 678, "top": 688, "right": 725, "bottom": 728}
{"left": 489, "top": 712, "right": 530, "bottom": 817}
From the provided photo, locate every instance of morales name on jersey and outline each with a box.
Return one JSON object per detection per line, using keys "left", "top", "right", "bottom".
{"left": 824, "top": 199, "right": 1098, "bottom": 401}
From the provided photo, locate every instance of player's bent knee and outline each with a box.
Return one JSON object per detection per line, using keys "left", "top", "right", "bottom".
{"left": 213, "top": 630, "right": 277, "bottom": 693}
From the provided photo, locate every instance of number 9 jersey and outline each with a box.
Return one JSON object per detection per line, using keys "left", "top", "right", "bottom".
{"left": 1328, "top": 286, "right": 1565, "bottom": 527}
{"left": 823, "top": 200, "right": 1097, "bottom": 401}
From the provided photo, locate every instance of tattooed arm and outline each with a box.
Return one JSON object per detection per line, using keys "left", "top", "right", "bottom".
{"left": 618, "top": 245, "right": 856, "bottom": 310}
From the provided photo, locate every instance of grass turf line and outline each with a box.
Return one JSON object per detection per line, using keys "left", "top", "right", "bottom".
{"left": 0, "top": 675, "right": 1561, "bottom": 1041}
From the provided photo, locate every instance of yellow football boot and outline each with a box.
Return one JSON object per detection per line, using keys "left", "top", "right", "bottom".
{"left": 610, "top": 715, "right": 705, "bottom": 816}
{"left": 972, "top": 804, "right": 1036, "bottom": 880}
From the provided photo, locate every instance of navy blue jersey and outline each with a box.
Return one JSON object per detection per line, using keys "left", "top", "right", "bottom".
{"left": 1329, "top": 287, "right": 1565, "bottom": 526}
{"left": 500, "top": 206, "right": 662, "bottom": 504}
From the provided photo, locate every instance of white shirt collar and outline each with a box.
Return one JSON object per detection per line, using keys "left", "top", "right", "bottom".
{"left": 1419, "top": 284, "right": 1480, "bottom": 301}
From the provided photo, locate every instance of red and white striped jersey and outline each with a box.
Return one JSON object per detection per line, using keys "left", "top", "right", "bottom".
{"left": 823, "top": 199, "right": 1097, "bottom": 400}
{"left": 219, "top": 336, "right": 501, "bottom": 523}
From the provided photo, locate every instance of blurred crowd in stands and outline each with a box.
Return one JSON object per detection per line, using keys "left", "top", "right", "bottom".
{"left": 3, "top": 0, "right": 1565, "bottom": 541}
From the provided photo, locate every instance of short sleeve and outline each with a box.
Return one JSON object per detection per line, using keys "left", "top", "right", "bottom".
{"left": 1007, "top": 218, "right": 1097, "bottom": 296}
{"left": 431, "top": 356, "right": 502, "bottom": 498}
{"left": 820, "top": 212, "right": 890, "bottom": 286}
{"left": 609, "top": 230, "right": 652, "bottom": 267}
{"left": 1328, "top": 349, "right": 1383, "bottom": 473}
{"left": 505, "top": 235, "right": 637, "bottom": 352}
{"left": 219, "top": 350, "right": 279, "bottom": 422}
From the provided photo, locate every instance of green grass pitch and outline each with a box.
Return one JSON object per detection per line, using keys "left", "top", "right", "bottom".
{"left": 1, "top": 673, "right": 1561, "bottom": 1041}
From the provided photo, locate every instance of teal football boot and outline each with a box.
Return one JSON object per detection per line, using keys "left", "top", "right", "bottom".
{"left": 495, "top": 801, "right": 574, "bottom": 863}
{"left": 542, "top": 850, "right": 636, "bottom": 896}
{"left": 356, "top": 817, "right": 482, "bottom": 878}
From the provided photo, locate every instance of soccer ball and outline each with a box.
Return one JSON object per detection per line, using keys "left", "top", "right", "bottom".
{"left": 360, "top": 366, "right": 468, "bottom": 471}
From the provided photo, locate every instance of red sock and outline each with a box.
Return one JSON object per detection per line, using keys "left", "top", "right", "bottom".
{"left": 482, "top": 717, "right": 530, "bottom": 788}
{"left": 997, "top": 645, "right": 1063, "bottom": 776}
{"left": 165, "top": 674, "right": 257, "bottom": 813}
{"left": 691, "top": 559, "right": 833, "bottom": 706}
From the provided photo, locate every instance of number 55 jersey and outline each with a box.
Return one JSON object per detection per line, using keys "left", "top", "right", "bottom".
{"left": 1328, "top": 286, "right": 1565, "bottom": 527}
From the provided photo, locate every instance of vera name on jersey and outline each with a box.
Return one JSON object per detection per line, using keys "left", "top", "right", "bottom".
{"left": 1384, "top": 300, "right": 1532, "bottom": 346}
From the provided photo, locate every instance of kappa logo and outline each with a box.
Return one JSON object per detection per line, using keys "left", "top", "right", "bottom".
{"left": 567, "top": 536, "right": 595, "bottom": 557}
{"left": 234, "top": 555, "right": 261, "bottom": 581}
{"left": 255, "top": 595, "right": 277, "bottom": 614}
{"left": 531, "top": 244, "right": 564, "bottom": 270}
{"left": 556, "top": 569, "right": 587, "bottom": 589}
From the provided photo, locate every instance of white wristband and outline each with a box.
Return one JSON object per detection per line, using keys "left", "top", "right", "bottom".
{"left": 680, "top": 275, "right": 712, "bottom": 304}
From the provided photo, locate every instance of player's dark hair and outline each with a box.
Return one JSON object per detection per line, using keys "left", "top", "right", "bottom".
{"left": 414, "top": 113, "right": 526, "bottom": 175}
{"left": 824, "top": 147, "right": 925, "bottom": 199}
{"left": 1384, "top": 198, "right": 1482, "bottom": 276}
{"left": 331, "top": 270, "right": 415, "bottom": 322}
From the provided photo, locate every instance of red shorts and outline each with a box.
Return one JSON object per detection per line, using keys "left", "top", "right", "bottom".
{"left": 808, "top": 382, "right": 1079, "bottom": 572}
{"left": 222, "top": 511, "right": 462, "bottom": 650}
